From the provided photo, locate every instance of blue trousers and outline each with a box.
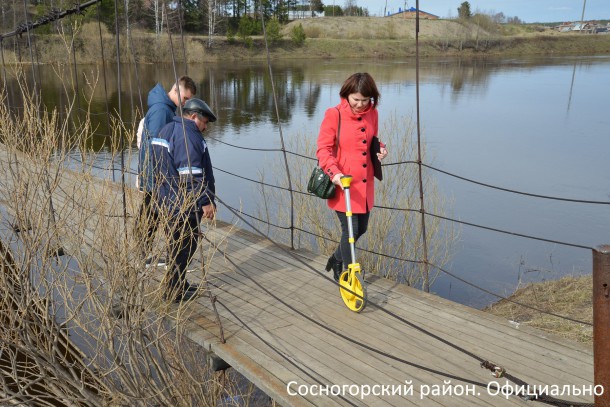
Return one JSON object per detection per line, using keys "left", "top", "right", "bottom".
{"left": 167, "top": 214, "right": 199, "bottom": 289}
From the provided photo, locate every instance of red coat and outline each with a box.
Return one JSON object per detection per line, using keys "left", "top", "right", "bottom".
{"left": 316, "top": 98, "right": 379, "bottom": 213}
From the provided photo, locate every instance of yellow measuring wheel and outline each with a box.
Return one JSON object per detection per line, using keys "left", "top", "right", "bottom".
{"left": 338, "top": 175, "right": 367, "bottom": 312}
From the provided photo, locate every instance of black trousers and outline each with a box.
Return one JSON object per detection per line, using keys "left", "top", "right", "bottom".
{"left": 134, "top": 192, "right": 160, "bottom": 256}
{"left": 166, "top": 214, "right": 200, "bottom": 290}
{"left": 333, "top": 211, "right": 370, "bottom": 265}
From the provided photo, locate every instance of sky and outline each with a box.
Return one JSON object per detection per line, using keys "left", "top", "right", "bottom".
{"left": 349, "top": 0, "right": 610, "bottom": 23}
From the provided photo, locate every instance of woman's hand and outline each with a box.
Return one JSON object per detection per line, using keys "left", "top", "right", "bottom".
{"left": 332, "top": 173, "right": 345, "bottom": 190}
{"left": 377, "top": 146, "right": 388, "bottom": 161}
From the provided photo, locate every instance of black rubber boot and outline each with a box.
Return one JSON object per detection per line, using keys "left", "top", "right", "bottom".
{"left": 325, "top": 255, "right": 343, "bottom": 282}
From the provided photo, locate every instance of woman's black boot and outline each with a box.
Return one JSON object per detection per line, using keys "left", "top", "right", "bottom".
{"left": 325, "top": 255, "right": 343, "bottom": 282}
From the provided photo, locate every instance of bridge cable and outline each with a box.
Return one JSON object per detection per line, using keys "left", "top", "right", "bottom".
{"left": 60, "top": 148, "right": 598, "bottom": 252}
{"left": 112, "top": 0, "right": 128, "bottom": 238}
{"left": 414, "top": 1, "right": 431, "bottom": 293}
{"left": 206, "top": 192, "right": 593, "bottom": 406}
{"left": 259, "top": 7, "right": 296, "bottom": 249}
{"left": 96, "top": 1, "right": 115, "bottom": 182}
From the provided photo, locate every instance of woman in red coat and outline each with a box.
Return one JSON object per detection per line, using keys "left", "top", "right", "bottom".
{"left": 316, "top": 73, "right": 388, "bottom": 281}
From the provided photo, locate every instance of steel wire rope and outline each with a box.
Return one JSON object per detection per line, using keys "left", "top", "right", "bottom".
{"left": 210, "top": 163, "right": 599, "bottom": 250}
{"left": 204, "top": 234, "right": 497, "bottom": 393}
{"left": 222, "top": 203, "right": 290, "bottom": 231}
{"left": 428, "top": 261, "right": 592, "bottom": 326}
{"left": 123, "top": 0, "right": 145, "bottom": 115}
{"left": 414, "top": 2, "right": 431, "bottom": 293}
{"left": 53, "top": 181, "right": 132, "bottom": 219}
{"left": 175, "top": 0, "right": 187, "bottom": 75}
{"left": 211, "top": 267, "right": 592, "bottom": 406}
{"left": 61, "top": 151, "right": 592, "bottom": 302}
{"left": 96, "top": 1, "right": 115, "bottom": 182}
{"left": 211, "top": 189, "right": 592, "bottom": 326}
{"left": 19, "top": 0, "right": 64, "bottom": 257}
{"left": 259, "top": 7, "right": 295, "bottom": 250}
{"left": 0, "top": 40, "right": 6, "bottom": 96}
{"left": 45, "top": 150, "right": 600, "bottom": 328}
{"left": 422, "top": 162, "right": 610, "bottom": 205}
{"left": 65, "top": 152, "right": 137, "bottom": 175}
{"left": 166, "top": 134, "right": 610, "bottom": 205}
{"left": 28, "top": 118, "right": 610, "bottom": 207}
{"left": 0, "top": 0, "right": 101, "bottom": 40}
{"left": 204, "top": 192, "right": 594, "bottom": 406}
{"left": 408, "top": 208, "right": 595, "bottom": 251}
{"left": 60, "top": 156, "right": 590, "bottom": 328}
{"left": 112, "top": 0, "right": 128, "bottom": 237}
{"left": 214, "top": 298, "right": 359, "bottom": 407}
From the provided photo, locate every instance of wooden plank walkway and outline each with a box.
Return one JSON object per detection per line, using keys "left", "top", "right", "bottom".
{"left": 0, "top": 144, "right": 594, "bottom": 406}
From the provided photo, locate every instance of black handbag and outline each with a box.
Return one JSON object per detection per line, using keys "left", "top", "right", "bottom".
{"left": 308, "top": 108, "right": 341, "bottom": 199}
{"left": 307, "top": 166, "right": 335, "bottom": 199}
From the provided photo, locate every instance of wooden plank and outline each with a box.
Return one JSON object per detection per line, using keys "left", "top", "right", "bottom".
{"left": 0, "top": 145, "right": 594, "bottom": 406}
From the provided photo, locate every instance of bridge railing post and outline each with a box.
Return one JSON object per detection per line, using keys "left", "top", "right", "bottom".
{"left": 593, "top": 244, "right": 610, "bottom": 407}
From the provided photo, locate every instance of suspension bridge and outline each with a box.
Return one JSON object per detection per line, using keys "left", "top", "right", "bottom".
{"left": 0, "top": 144, "right": 596, "bottom": 406}
{"left": 0, "top": 1, "right": 607, "bottom": 405}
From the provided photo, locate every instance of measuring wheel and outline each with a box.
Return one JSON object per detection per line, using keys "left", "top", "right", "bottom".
{"left": 339, "top": 264, "right": 367, "bottom": 312}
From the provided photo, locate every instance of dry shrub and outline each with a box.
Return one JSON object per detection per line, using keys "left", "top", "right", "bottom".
{"left": 0, "top": 64, "right": 253, "bottom": 405}
{"left": 254, "top": 112, "right": 458, "bottom": 288}
{"left": 303, "top": 25, "right": 322, "bottom": 39}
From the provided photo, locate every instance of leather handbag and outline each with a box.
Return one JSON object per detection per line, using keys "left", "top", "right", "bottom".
{"left": 307, "top": 108, "right": 341, "bottom": 199}
{"left": 307, "top": 166, "right": 335, "bottom": 199}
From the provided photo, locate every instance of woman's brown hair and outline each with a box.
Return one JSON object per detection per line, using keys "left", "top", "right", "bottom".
{"left": 339, "top": 72, "right": 380, "bottom": 108}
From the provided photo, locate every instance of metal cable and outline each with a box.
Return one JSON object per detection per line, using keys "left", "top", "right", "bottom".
{"left": 423, "top": 162, "right": 610, "bottom": 205}
{"left": 206, "top": 195, "right": 592, "bottom": 406}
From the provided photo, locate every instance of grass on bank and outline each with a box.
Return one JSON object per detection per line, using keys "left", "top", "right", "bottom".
{"left": 485, "top": 275, "right": 593, "bottom": 345}
{"left": 253, "top": 112, "right": 459, "bottom": 289}
{"left": 3, "top": 17, "right": 610, "bottom": 65}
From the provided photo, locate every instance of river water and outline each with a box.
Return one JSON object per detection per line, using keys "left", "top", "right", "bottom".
{"left": 6, "top": 55, "right": 609, "bottom": 308}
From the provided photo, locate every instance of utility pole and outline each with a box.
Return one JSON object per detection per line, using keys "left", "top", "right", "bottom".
{"left": 580, "top": 0, "right": 587, "bottom": 33}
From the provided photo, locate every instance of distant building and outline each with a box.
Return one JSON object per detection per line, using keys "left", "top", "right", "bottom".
{"left": 288, "top": 10, "right": 324, "bottom": 19}
{"left": 387, "top": 7, "right": 439, "bottom": 20}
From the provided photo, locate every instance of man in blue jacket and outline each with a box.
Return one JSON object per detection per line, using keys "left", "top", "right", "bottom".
{"left": 136, "top": 76, "right": 196, "bottom": 267}
{"left": 151, "top": 98, "right": 217, "bottom": 303}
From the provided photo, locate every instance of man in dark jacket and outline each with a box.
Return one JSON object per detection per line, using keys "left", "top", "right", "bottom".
{"left": 151, "top": 98, "right": 217, "bottom": 303}
{"left": 136, "top": 76, "right": 196, "bottom": 267}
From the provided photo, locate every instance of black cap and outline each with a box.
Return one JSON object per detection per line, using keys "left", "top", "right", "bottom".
{"left": 183, "top": 98, "right": 217, "bottom": 122}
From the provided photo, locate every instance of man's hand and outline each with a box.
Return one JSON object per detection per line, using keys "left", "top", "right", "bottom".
{"left": 202, "top": 203, "right": 216, "bottom": 220}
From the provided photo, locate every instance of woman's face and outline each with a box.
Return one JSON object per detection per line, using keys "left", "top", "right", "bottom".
{"left": 348, "top": 92, "right": 371, "bottom": 113}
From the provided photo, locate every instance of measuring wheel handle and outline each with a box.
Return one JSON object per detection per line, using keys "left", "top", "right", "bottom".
{"left": 337, "top": 175, "right": 367, "bottom": 312}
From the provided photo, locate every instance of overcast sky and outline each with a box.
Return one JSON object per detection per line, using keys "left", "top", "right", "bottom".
{"left": 348, "top": 0, "right": 609, "bottom": 23}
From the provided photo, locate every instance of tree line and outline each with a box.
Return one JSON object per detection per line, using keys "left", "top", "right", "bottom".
{"left": 0, "top": 0, "right": 369, "bottom": 38}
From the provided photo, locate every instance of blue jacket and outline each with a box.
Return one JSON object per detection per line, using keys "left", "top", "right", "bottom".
{"left": 138, "top": 84, "right": 177, "bottom": 192}
{"left": 151, "top": 116, "right": 215, "bottom": 217}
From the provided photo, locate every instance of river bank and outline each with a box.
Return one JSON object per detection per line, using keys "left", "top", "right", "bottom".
{"left": 485, "top": 275, "right": 593, "bottom": 345}
{"left": 2, "top": 18, "right": 610, "bottom": 64}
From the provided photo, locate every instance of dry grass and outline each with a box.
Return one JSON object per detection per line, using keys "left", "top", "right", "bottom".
{"left": 485, "top": 275, "right": 593, "bottom": 344}
{"left": 253, "top": 112, "right": 458, "bottom": 288}
{"left": 4, "top": 17, "right": 610, "bottom": 65}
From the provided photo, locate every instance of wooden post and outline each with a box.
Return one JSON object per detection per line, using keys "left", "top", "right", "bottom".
{"left": 593, "top": 244, "right": 610, "bottom": 407}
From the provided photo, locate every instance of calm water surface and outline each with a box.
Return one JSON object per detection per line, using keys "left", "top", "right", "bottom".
{"left": 9, "top": 55, "right": 609, "bottom": 308}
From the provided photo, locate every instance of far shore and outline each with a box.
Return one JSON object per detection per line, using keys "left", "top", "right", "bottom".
{"left": 2, "top": 17, "right": 610, "bottom": 65}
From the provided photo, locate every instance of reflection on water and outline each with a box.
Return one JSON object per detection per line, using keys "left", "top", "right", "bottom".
{"left": 4, "top": 55, "right": 610, "bottom": 308}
